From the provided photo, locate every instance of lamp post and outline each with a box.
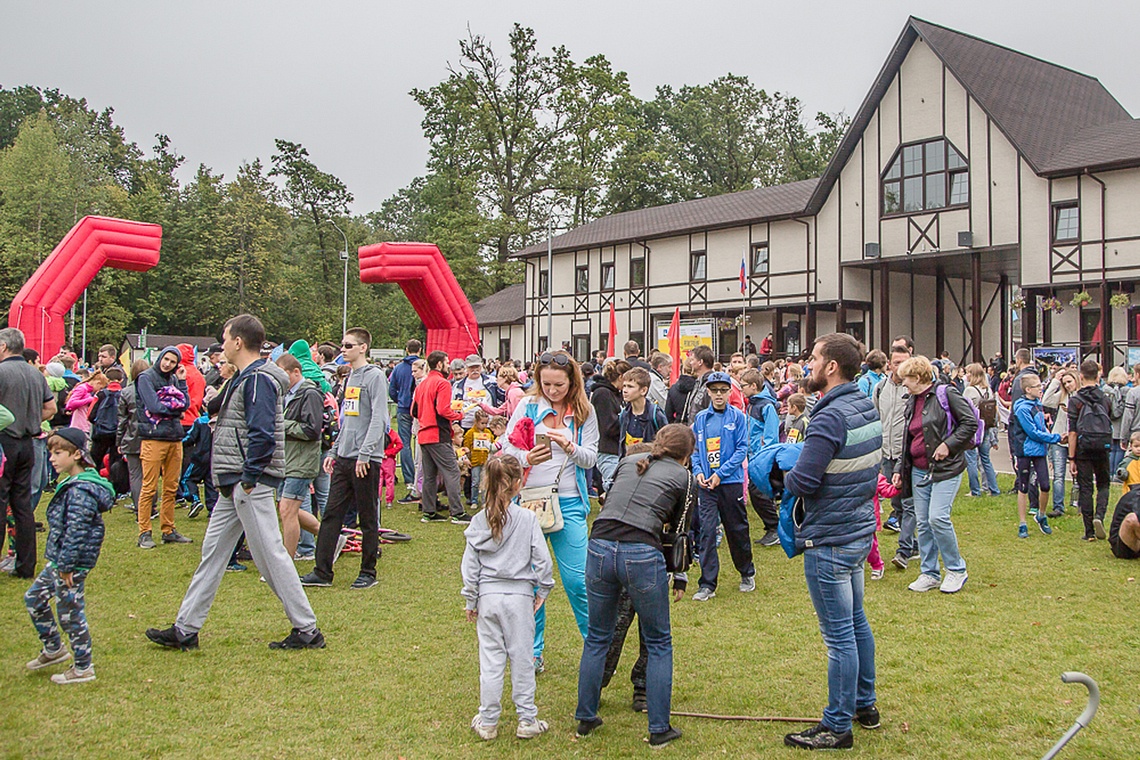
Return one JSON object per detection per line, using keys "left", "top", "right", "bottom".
{"left": 324, "top": 218, "right": 350, "bottom": 336}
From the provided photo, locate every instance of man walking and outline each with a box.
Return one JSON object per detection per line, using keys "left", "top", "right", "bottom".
{"left": 145, "top": 314, "right": 324, "bottom": 650}
{"left": 0, "top": 328, "right": 58, "bottom": 578}
{"left": 301, "top": 328, "right": 390, "bottom": 589}
{"left": 389, "top": 338, "right": 421, "bottom": 503}
{"left": 784, "top": 333, "right": 882, "bottom": 750}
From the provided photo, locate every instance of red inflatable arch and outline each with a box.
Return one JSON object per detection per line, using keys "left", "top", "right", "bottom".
{"left": 357, "top": 242, "right": 479, "bottom": 359}
{"left": 8, "top": 215, "right": 162, "bottom": 359}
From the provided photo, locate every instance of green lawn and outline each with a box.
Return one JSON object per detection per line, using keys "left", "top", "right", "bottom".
{"left": 1, "top": 477, "right": 1137, "bottom": 759}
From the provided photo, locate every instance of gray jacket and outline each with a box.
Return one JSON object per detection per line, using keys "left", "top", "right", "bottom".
{"left": 1120, "top": 384, "right": 1140, "bottom": 441}
{"left": 116, "top": 383, "right": 141, "bottom": 455}
{"left": 874, "top": 375, "right": 908, "bottom": 459}
{"left": 461, "top": 504, "right": 554, "bottom": 610}
{"left": 212, "top": 360, "right": 288, "bottom": 488}
{"left": 332, "top": 363, "right": 390, "bottom": 463}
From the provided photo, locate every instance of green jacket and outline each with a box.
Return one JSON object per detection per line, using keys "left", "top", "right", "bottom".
{"left": 288, "top": 340, "right": 332, "bottom": 394}
{"left": 283, "top": 378, "right": 324, "bottom": 479}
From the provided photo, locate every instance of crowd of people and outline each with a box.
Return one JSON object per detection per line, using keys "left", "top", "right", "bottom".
{"left": 1, "top": 321, "right": 1138, "bottom": 750}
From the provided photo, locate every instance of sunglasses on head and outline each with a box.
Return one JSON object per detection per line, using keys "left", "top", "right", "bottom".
{"left": 539, "top": 352, "right": 571, "bottom": 367}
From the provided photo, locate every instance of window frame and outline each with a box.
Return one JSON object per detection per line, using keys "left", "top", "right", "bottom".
{"left": 881, "top": 138, "right": 969, "bottom": 218}
{"left": 572, "top": 335, "right": 591, "bottom": 363}
{"left": 630, "top": 257, "right": 646, "bottom": 289}
{"left": 537, "top": 269, "right": 549, "bottom": 298}
{"left": 751, "top": 242, "right": 769, "bottom": 276}
{"left": 1052, "top": 202, "right": 1080, "bottom": 243}
{"left": 575, "top": 264, "right": 590, "bottom": 294}
{"left": 600, "top": 262, "right": 615, "bottom": 291}
{"left": 690, "top": 250, "right": 708, "bottom": 281}
{"left": 498, "top": 337, "right": 511, "bottom": 362}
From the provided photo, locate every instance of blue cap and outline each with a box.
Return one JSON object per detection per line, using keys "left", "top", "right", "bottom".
{"left": 705, "top": 371, "right": 733, "bottom": 388}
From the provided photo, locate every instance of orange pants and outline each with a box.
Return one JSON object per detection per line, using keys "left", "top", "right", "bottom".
{"left": 138, "top": 439, "right": 183, "bottom": 535}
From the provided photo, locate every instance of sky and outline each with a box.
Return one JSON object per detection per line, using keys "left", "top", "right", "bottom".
{"left": 4, "top": 1, "right": 1139, "bottom": 214}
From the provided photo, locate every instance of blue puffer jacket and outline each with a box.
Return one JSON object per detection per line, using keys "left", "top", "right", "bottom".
{"left": 784, "top": 382, "right": 881, "bottom": 550}
{"left": 45, "top": 470, "right": 114, "bottom": 573}
{"left": 1011, "top": 396, "right": 1061, "bottom": 457}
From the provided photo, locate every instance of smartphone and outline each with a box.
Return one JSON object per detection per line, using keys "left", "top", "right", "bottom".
{"left": 534, "top": 433, "right": 550, "bottom": 449}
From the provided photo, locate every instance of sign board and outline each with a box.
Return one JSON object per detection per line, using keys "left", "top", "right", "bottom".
{"left": 656, "top": 319, "right": 715, "bottom": 355}
{"left": 1032, "top": 346, "right": 1078, "bottom": 367}
{"left": 1128, "top": 346, "right": 1140, "bottom": 368}
{"left": 369, "top": 349, "right": 405, "bottom": 362}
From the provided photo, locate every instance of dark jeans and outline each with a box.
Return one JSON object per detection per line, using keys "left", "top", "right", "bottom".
{"left": 602, "top": 589, "right": 647, "bottom": 696}
{"left": 747, "top": 483, "right": 779, "bottom": 532}
{"left": 696, "top": 482, "right": 753, "bottom": 591}
{"left": 0, "top": 435, "right": 36, "bottom": 578}
{"left": 314, "top": 456, "right": 380, "bottom": 581}
{"left": 397, "top": 411, "right": 415, "bottom": 491}
{"left": 1075, "top": 452, "right": 1110, "bottom": 537}
{"left": 420, "top": 441, "right": 464, "bottom": 517}
{"left": 90, "top": 435, "right": 116, "bottom": 474}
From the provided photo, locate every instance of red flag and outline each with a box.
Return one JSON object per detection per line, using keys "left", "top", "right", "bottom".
{"left": 667, "top": 307, "right": 681, "bottom": 384}
{"left": 607, "top": 302, "right": 617, "bottom": 357}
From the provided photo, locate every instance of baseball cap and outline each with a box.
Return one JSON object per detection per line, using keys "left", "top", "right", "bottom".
{"left": 206, "top": 343, "right": 223, "bottom": 355}
{"left": 706, "top": 371, "right": 733, "bottom": 388}
{"left": 48, "top": 427, "right": 96, "bottom": 468}
{"left": 449, "top": 358, "right": 466, "bottom": 374}
{"left": 465, "top": 354, "right": 484, "bottom": 367}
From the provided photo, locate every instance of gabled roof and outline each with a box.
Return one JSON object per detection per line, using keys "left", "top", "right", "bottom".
{"left": 513, "top": 179, "right": 818, "bottom": 258}
{"left": 807, "top": 17, "right": 1135, "bottom": 211}
{"left": 1040, "top": 118, "right": 1140, "bottom": 175}
{"left": 472, "top": 283, "right": 525, "bottom": 326}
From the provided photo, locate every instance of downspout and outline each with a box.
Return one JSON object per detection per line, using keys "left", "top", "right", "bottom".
{"left": 1085, "top": 170, "right": 1108, "bottom": 372}
{"left": 793, "top": 218, "right": 812, "bottom": 347}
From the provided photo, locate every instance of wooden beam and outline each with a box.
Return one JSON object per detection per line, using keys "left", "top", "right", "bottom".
{"left": 971, "top": 252, "right": 983, "bottom": 362}
{"left": 879, "top": 262, "right": 890, "bottom": 350}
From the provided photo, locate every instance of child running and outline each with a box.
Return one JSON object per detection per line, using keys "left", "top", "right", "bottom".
{"left": 461, "top": 455, "right": 554, "bottom": 741}
{"left": 25, "top": 429, "right": 113, "bottom": 684}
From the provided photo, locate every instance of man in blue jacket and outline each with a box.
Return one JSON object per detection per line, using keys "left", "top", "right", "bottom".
{"left": 784, "top": 333, "right": 882, "bottom": 751}
{"left": 690, "top": 372, "right": 753, "bottom": 601}
{"left": 388, "top": 339, "right": 420, "bottom": 503}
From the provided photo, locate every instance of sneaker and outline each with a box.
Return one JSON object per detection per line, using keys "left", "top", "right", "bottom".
{"left": 0, "top": 555, "right": 14, "bottom": 573}
{"left": 854, "top": 704, "right": 881, "bottom": 730}
{"left": 145, "top": 625, "right": 199, "bottom": 650}
{"left": 784, "top": 722, "right": 854, "bottom": 750}
{"left": 26, "top": 647, "right": 71, "bottom": 671}
{"left": 334, "top": 532, "right": 349, "bottom": 561}
{"left": 226, "top": 561, "right": 247, "bottom": 572}
{"left": 576, "top": 717, "right": 604, "bottom": 737}
{"left": 138, "top": 531, "right": 156, "bottom": 550}
{"left": 533, "top": 655, "right": 545, "bottom": 673}
{"left": 884, "top": 516, "right": 900, "bottom": 533}
{"left": 150, "top": 507, "right": 159, "bottom": 521}
{"left": 293, "top": 552, "right": 315, "bottom": 562}
{"left": 908, "top": 574, "right": 942, "bottom": 593}
{"left": 421, "top": 511, "right": 448, "bottom": 523}
{"left": 471, "top": 715, "right": 498, "bottom": 741}
{"left": 1093, "top": 517, "right": 1107, "bottom": 540}
{"left": 516, "top": 718, "right": 549, "bottom": 739}
{"left": 299, "top": 572, "right": 332, "bottom": 587}
{"left": 940, "top": 570, "right": 968, "bottom": 594}
{"left": 397, "top": 493, "right": 421, "bottom": 505}
{"left": 162, "top": 530, "right": 193, "bottom": 544}
{"left": 50, "top": 665, "right": 96, "bottom": 684}
{"left": 1036, "top": 515, "right": 1053, "bottom": 535}
{"left": 739, "top": 575, "right": 756, "bottom": 593}
{"left": 451, "top": 513, "right": 474, "bottom": 524}
{"left": 187, "top": 501, "right": 205, "bottom": 519}
{"left": 649, "top": 725, "right": 683, "bottom": 747}
{"left": 870, "top": 568, "right": 884, "bottom": 580}
{"left": 236, "top": 547, "right": 253, "bottom": 562}
{"left": 269, "top": 627, "right": 326, "bottom": 650}
{"left": 758, "top": 529, "right": 780, "bottom": 547}
{"left": 1029, "top": 507, "right": 1038, "bottom": 517}
{"left": 692, "top": 587, "right": 716, "bottom": 602}
{"left": 632, "top": 692, "right": 647, "bottom": 713}
{"left": 350, "top": 575, "right": 378, "bottom": 590}
{"left": 1047, "top": 509, "right": 1065, "bottom": 518}
{"left": 890, "top": 552, "right": 908, "bottom": 570}
{"left": 1018, "top": 523, "right": 1029, "bottom": 539}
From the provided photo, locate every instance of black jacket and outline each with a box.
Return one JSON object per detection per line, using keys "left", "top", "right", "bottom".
{"left": 590, "top": 377, "right": 624, "bottom": 455}
{"left": 896, "top": 382, "right": 978, "bottom": 493}
{"left": 665, "top": 375, "right": 696, "bottom": 424}
{"left": 594, "top": 454, "right": 692, "bottom": 543}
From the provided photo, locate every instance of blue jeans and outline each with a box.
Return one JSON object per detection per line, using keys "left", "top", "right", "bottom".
{"left": 577, "top": 539, "right": 673, "bottom": 734}
{"left": 596, "top": 453, "right": 620, "bottom": 493}
{"left": 397, "top": 411, "right": 415, "bottom": 492}
{"left": 803, "top": 537, "right": 876, "bottom": 734}
{"left": 964, "top": 428, "right": 1000, "bottom": 496}
{"left": 534, "top": 494, "right": 589, "bottom": 656}
{"left": 911, "top": 469, "right": 965, "bottom": 578}
{"left": 1048, "top": 443, "right": 1069, "bottom": 510}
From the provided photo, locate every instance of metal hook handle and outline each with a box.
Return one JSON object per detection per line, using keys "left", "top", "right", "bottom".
{"left": 1059, "top": 672, "right": 1099, "bottom": 728}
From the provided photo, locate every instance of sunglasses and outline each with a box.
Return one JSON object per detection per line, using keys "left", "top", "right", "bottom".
{"left": 539, "top": 352, "right": 571, "bottom": 367}
{"left": 341, "top": 342, "right": 361, "bottom": 349}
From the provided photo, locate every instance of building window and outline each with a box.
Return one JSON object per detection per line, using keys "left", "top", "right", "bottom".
{"left": 575, "top": 265, "right": 589, "bottom": 294}
{"left": 601, "top": 262, "right": 615, "bottom": 291}
{"left": 751, "top": 243, "right": 769, "bottom": 275}
{"left": 538, "top": 270, "right": 549, "bottom": 297}
{"left": 882, "top": 138, "right": 968, "bottom": 216}
{"left": 1054, "top": 203, "right": 1079, "bottom": 242}
{"left": 573, "top": 335, "right": 590, "bottom": 363}
{"left": 630, "top": 257, "right": 646, "bottom": 288}
{"left": 630, "top": 331, "right": 645, "bottom": 353}
{"left": 599, "top": 333, "right": 609, "bottom": 353}
{"left": 690, "top": 250, "right": 707, "bottom": 281}
{"left": 538, "top": 336, "right": 549, "bottom": 352}
{"left": 498, "top": 337, "right": 511, "bottom": 361}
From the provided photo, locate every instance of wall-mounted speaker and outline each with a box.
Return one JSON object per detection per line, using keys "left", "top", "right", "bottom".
{"left": 864, "top": 242, "right": 880, "bottom": 259}
{"left": 958, "top": 231, "right": 973, "bottom": 248}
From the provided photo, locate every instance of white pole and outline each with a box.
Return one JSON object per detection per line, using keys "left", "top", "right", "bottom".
{"left": 81, "top": 288, "right": 87, "bottom": 364}
{"left": 546, "top": 223, "right": 553, "bottom": 349}
{"left": 741, "top": 246, "right": 747, "bottom": 353}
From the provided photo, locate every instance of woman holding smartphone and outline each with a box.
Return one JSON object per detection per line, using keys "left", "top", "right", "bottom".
{"left": 502, "top": 350, "right": 599, "bottom": 673}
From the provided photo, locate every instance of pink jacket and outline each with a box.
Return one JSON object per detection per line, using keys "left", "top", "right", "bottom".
{"left": 480, "top": 382, "right": 525, "bottom": 419}
{"left": 872, "top": 473, "right": 900, "bottom": 528}
{"left": 66, "top": 382, "right": 99, "bottom": 433}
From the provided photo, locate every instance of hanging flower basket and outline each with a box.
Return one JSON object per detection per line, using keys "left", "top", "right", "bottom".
{"left": 1041, "top": 297, "right": 1064, "bottom": 314}
{"left": 1110, "top": 292, "right": 1131, "bottom": 310}
{"left": 1010, "top": 296, "right": 1026, "bottom": 311}
{"left": 734, "top": 314, "right": 752, "bottom": 327}
{"left": 1070, "top": 291, "right": 1093, "bottom": 308}
{"left": 716, "top": 318, "right": 736, "bottom": 331}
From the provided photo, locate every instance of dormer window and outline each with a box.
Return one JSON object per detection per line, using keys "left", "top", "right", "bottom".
{"left": 882, "top": 138, "right": 969, "bottom": 216}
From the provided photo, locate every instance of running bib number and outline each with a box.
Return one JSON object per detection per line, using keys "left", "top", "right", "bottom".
{"left": 625, "top": 432, "right": 644, "bottom": 447}
{"left": 472, "top": 437, "right": 493, "bottom": 451}
{"left": 343, "top": 386, "right": 361, "bottom": 416}
{"left": 706, "top": 436, "right": 721, "bottom": 470}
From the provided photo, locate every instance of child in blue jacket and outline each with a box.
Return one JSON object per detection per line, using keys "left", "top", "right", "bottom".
{"left": 741, "top": 368, "right": 782, "bottom": 547}
{"left": 691, "top": 372, "right": 753, "bottom": 601}
{"left": 1011, "top": 374, "right": 1061, "bottom": 538}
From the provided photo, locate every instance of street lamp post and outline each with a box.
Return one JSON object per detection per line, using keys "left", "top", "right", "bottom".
{"left": 324, "top": 219, "right": 350, "bottom": 336}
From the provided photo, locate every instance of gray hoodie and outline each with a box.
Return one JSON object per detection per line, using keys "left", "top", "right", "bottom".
{"left": 461, "top": 504, "right": 554, "bottom": 611}
{"left": 332, "top": 363, "right": 390, "bottom": 464}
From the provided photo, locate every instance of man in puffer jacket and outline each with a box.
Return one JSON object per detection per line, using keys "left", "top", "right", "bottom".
{"left": 134, "top": 347, "right": 191, "bottom": 549}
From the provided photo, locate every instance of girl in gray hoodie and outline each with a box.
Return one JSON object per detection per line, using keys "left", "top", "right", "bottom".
{"left": 461, "top": 455, "right": 554, "bottom": 741}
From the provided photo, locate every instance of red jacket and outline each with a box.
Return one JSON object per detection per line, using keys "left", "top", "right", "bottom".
{"left": 177, "top": 343, "right": 206, "bottom": 427}
{"left": 413, "top": 370, "right": 460, "bottom": 445}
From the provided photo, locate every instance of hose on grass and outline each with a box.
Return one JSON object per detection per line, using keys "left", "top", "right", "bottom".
{"left": 671, "top": 710, "right": 818, "bottom": 723}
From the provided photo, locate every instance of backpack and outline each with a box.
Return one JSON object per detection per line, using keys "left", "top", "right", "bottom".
{"left": 321, "top": 391, "right": 340, "bottom": 451}
{"left": 934, "top": 384, "right": 983, "bottom": 449}
{"left": 1073, "top": 391, "right": 1113, "bottom": 455}
{"left": 91, "top": 388, "right": 121, "bottom": 438}
{"left": 968, "top": 385, "right": 997, "bottom": 431}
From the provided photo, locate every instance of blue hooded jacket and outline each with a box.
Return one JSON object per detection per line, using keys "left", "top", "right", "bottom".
{"left": 388, "top": 354, "right": 419, "bottom": 414}
{"left": 691, "top": 404, "right": 748, "bottom": 484}
{"left": 745, "top": 389, "right": 781, "bottom": 463}
{"left": 1011, "top": 396, "right": 1060, "bottom": 457}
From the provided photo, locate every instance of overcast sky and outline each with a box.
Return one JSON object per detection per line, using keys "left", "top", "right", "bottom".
{"left": 4, "top": 1, "right": 1139, "bottom": 214}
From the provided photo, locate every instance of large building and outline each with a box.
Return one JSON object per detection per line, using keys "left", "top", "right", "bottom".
{"left": 491, "top": 17, "right": 1140, "bottom": 367}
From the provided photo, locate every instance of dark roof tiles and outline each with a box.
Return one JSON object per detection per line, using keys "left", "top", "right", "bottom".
{"left": 472, "top": 283, "right": 525, "bottom": 326}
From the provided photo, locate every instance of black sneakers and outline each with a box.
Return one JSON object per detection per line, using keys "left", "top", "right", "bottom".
{"left": 350, "top": 575, "right": 378, "bottom": 590}
{"left": 162, "top": 530, "right": 193, "bottom": 544}
{"left": 854, "top": 704, "right": 880, "bottom": 729}
{"left": 298, "top": 572, "right": 332, "bottom": 587}
{"left": 632, "top": 692, "right": 647, "bottom": 713}
{"left": 145, "top": 625, "right": 199, "bottom": 651}
{"left": 648, "top": 726, "right": 682, "bottom": 747}
{"left": 451, "top": 513, "right": 474, "bottom": 524}
{"left": 784, "top": 723, "right": 854, "bottom": 750}
{"left": 421, "top": 512, "right": 448, "bottom": 523}
{"left": 397, "top": 493, "right": 420, "bottom": 504}
{"left": 576, "top": 717, "right": 604, "bottom": 737}
{"left": 269, "top": 627, "right": 326, "bottom": 650}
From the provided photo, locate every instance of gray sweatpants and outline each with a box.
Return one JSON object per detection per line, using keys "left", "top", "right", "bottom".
{"left": 477, "top": 593, "right": 537, "bottom": 724}
{"left": 125, "top": 453, "right": 145, "bottom": 512}
{"left": 175, "top": 483, "right": 317, "bottom": 635}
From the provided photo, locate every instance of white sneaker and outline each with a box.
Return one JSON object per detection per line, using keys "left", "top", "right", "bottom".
{"left": 739, "top": 575, "right": 756, "bottom": 593}
{"left": 692, "top": 587, "right": 716, "bottom": 602}
{"left": 516, "top": 719, "right": 549, "bottom": 739}
{"left": 0, "top": 554, "right": 14, "bottom": 573}
{"left": 27, "top": 647, "right": 71, "bottom": 671}
{"left": 51, "top": 665, "right": 96, "bottom": 684}
{"left": 870, "top": 568, "right": 884, "bottom": 581}
{"left": 471, "top": 715, "right": 498, "bottom": 740}
{"left": 940, "top": 570, "right": 968, "bottom": 594}
{"left": 908, "top": 574, "right": 942, "bottom": 592}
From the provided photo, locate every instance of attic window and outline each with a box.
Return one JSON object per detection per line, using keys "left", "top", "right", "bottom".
{"left": 882, "top": 138, "right": 969, "bottom": 216}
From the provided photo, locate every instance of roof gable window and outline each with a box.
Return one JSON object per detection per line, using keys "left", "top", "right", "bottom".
{"left": 882, "top": 138, "right": 968, "bottom": 216}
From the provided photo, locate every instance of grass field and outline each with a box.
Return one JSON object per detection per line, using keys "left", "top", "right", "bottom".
{"left": 1, "top": 476, "right": 1137, "bottom": 759}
